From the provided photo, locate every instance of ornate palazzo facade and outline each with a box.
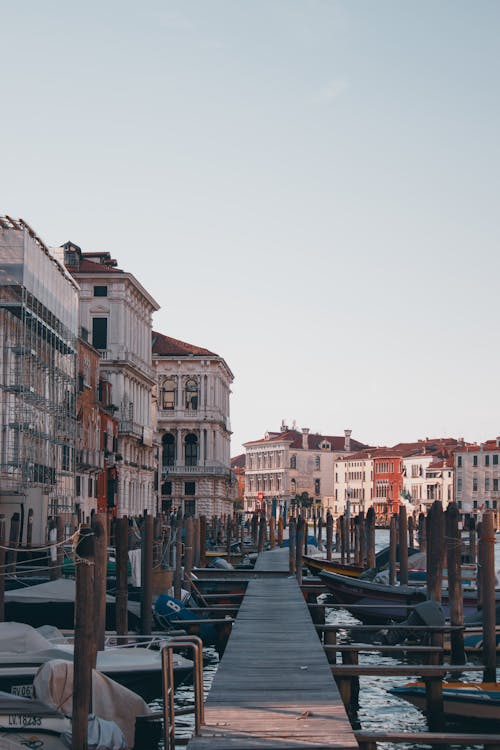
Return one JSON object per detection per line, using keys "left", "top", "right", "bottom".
{"left": 152, "top": 332, "right": 235, "bottom": 517}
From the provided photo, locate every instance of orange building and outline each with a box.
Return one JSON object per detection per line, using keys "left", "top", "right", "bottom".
{"left": 372, "top": 450, "right": 404, "bottom": 522}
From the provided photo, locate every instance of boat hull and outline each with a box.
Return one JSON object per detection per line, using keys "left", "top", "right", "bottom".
{"left": 391, "top": 682, "right": 500, "bottom": 723}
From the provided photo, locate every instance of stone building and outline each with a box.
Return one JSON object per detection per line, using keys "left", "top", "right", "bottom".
{"left": 152, "top": 332, "right": 235, "bottom": 517}
{"left": 243, "top": 422, "right": 367, "bottom": 517}
{"left": 62, "top": 242, "right": 159, "bottom": 517}
{"left": 455, "top": 438, "right": 500, "bottom": 528}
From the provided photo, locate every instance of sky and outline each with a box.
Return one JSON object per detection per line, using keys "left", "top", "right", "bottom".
{"left": 1, "top": 1, "right": 499, "bottom": 455}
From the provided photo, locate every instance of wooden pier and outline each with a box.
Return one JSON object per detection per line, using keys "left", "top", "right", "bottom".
{"left": 187, "top": 547, "right": 358, "bottom": 749}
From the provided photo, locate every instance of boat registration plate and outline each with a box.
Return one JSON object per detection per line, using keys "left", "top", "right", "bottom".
{"left": 10, "top": 684, "right": 34, "bottom": 698}
{"left": 7, "top": 713, "right": 42, "bottom": 727}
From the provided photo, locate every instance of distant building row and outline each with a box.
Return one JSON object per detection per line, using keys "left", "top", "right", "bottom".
{"left": 0, "top": 218, "right": 235, "bottom": 545}
{"left": 236, "top": 423, "right": 500, "bottom": 526}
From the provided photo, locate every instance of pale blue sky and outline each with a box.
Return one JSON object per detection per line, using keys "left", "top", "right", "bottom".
{"left": 2, "top": 1, "right": 499, "bottom": 454}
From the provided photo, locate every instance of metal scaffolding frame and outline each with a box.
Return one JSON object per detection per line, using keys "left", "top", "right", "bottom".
{"left": 0, "top": 217, "right": 78, "bottom": 515}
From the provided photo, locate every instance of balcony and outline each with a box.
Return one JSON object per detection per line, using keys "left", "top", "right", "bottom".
{"left": 118, "top": 420, "right": 143, "bottom": 439}
{"left": 162, "top": 465, "right": 230, "bottom": 479}
{"left": 78, "top": 449, "right": 104, "bottom": 471}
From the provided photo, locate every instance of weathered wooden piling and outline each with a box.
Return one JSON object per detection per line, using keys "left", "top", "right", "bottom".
{"left": 480, "top": 511, "right": 497, "bottom": 683}
{"left": 73, "top": 526, "right": 96, "bottom": 750}
{"left": 418, "top": 511, "right": 426, "bottom": 553}
{"left": 445, "top": 502, "right": 465, "bottom": 664}
{"left": 366, "top": 507, "right": 376, "bottom": 570}
{"left": 257, "top": 513, "right": 266, "bottom": 552}
{"left": 389, "top": 515, "right": 397, "bottom": 586}
{"left": 173, "top": 514, "right": 183, "bottom": 600}
{"left": 141, "top": 511, "right": 153, "bottom": 635}
{"left": 184, "top": 516, "right": 194, "bottom": 592}
{"left": 288, "top": 517, "right": 296, "bottom": 574}
{"left": 199, "top": 515, "right": 207, "bottom": 567}
{"left": 296, "top": 516, "right": 305, "bottom": 585}
{"left": 326, "top": 511, "right": 333, "bottom": 561}
{"left": 427, "top": 501, "right": 444, "bottom": 603}
{"left": 277, "top": 516, "right": 284, "bottom": 546}
{"left": 92, "top": 513, "right": 107, "bottom": 651}
{"left": 398, "top": 506, "right": 408, "bottom": 585}
{"left": 115, "top": 515, "right": 129, "bottom": 637}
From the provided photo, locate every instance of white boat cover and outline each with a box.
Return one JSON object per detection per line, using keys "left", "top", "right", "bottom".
{"left": 4, "top": 578, "right": 115, "bottom": 604}
{"left": 34, "top": 659, "right": 152, "bottom": 749}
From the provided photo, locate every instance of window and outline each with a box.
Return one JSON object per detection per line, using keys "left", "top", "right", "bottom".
{"left": 62, "top": 445, "right": 70, "bottom": 471}
{"left": 76, "top": 476, "right": 81, "bottom": 497}
{"left": 473, "top": 455, "right": 478, "bottom": 467}
{"left": 290, "top": 455, "right": 296, "bottom": 469}
{"left": 486, "top": 477, "right": 490, "bottom": 491}
{"left": 494, "top": 479, "right": 499, "bottom": 492}
{"left": 315, "top": 455, "right": 320, "bottom": 469}
{"left": 485, "top": 455, "right": 490, "bottom": 466}
{"left": 457, "top": 456, "right": 462, "bottom": 467}
{"left": 185, "top": 379, "right": 198, "bottom": 410}
{"left": 314, "top": 479, "right": 321, "bottom": 495}
{"left": 184, "top": 481, "right": 196, "bottom": 496}
{"left": 162, "top": 433, "right": 175, "bottom": 467}
{"left": 162, "top": 379, "right": 176, "bottom": 410}
{"left": 185, "top": 499, "right": 196, "bottom": 516}
{"left": 494, "top": 455, "right": 499, "bottom": 466}
{"left": 92, "top": 317, "right": 108, "bottom": 350}
{"left": 93, "top": 285, "right": 108, "bottom": 297}
{"left": 162, "top": 481, "right": 172, "bottom": 495}
{"left": 185, "top": 434, "right": 198, "bottom": 466}
{"left": 473, "top": 477, "right": 478, "bottom": 492}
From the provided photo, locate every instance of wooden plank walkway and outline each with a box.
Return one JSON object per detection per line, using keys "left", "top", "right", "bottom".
{"left": 187, "top": 548, "right": 358, "bottom": 750}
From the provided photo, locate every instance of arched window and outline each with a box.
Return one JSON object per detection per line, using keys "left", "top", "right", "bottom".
{"left": 185, "top": 433, "right": 198, "bottom": 466}
{"left": 185, "top": 379, "right": 198, "bottom": 410}
{"left": 162, "top": 433, "right": 175, "bottom": 467}
{"left": 290, "top": 455, "right": 296, "bottom": 469}
{"left": 162, "top": 379, "right": 176, "bottom": 410}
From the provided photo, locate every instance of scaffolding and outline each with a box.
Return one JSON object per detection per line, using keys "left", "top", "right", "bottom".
{"left": 0, "top": 217, "right": 79, "bottom": 518}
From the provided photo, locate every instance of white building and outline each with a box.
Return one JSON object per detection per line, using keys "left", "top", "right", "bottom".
{"left": 62, "top": 242, "right": 159, "bottom": 517}
{"left": 455, "top": 438, "right": 500, "bottom": 527}
{"left": 152, "top": 332, "right": 235, "bottom": 517}
{"left": 244, "top": 423, "right": 367, "bottom": 517}
{"left": 332, "top": 452, "right": 374, "bottom": 519}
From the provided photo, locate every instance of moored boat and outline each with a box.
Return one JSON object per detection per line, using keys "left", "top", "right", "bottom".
{"left": 390, "top": 681, "right": 500, "bottom": 723}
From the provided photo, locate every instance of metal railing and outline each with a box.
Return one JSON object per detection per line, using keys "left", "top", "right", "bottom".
{"left": 161, "top": 635, "right": 204, "bottom": 750}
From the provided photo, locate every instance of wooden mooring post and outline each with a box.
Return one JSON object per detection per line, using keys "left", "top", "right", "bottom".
{"left": 480, "top": 511, "right": 497, "bottom": 683}
{"left": 445, "top": 501, "right": 465, "bottom": 664}
{"left": 72, "top": 526, "right": 96, "bottom": 750}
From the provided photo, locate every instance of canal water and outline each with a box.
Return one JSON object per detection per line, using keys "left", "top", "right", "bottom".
{"left": 162, "top": 530, "right": 500, "bottom": 747}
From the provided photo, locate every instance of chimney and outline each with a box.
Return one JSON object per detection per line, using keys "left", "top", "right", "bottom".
{"left": 344, "top": 429, "right": 352, "bottom": 452}
{"left": 496, "top": 437, "right": 500, "bottom": 448}
{"left": 302, "top": 428, "right": 310, "bottom": 450}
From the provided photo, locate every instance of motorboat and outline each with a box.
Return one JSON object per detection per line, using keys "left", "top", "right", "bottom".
{"left": 4, "top": 578, "right": 140, "bottom": 630}
{"left": 0, "top": 622, "right": 193, "bottom": 703}
{"left": 390, "top": 681, "right": 500, "bottom": 723}
{"left": 318, "top": 569, "right": 487, "bottom": 624}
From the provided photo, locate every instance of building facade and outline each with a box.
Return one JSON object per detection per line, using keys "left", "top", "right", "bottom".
{"left": 0, "top": 217, "right": 79, "bottom": 544}
{"left": 243, "top": 423, "right": 367, "bottom": 517}
{"left": 455, "top": 438, "right": 500, "bottom": 528}
{"left": 152, "top": 332, "right": 235, "bottom": 517}
{"left": 62, "top": 242, "right": 159, "bottom": 517}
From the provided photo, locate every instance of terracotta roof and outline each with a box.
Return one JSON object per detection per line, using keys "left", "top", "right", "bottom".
{"left": 231, "top": 454, "right": 246, "bottom": 469}
{"left": 69, "top": 256, "right": 123, "bottom": 274}
{"left": 152, "top": 331, "right": 217, "bottom": 357}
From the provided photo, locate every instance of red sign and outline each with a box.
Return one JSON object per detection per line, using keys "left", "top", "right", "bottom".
{"left": 257, "top": 492, "right": 264, "bottom": 501}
